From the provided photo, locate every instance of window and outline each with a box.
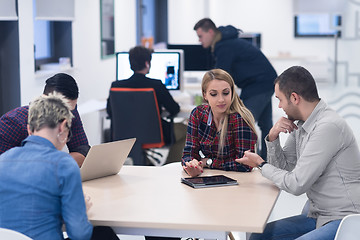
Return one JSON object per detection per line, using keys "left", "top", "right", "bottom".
{"left": 100, "top": 0, "right": 115, "bottom": 57}
{"left": 137, "top": 0, "right": 168, "bottom": 46}
{"left": 33, "top": 0, "right": 73, "bottom": 71}
{"left": 33, "top": 20, "right": 51, "bottom": 59}
{"left": 33, "top": 20, "right": 73, "bottom": 71}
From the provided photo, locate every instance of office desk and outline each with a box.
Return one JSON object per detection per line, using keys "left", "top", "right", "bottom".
{"left": 83, "top": 163, "right": 280, "bottom": 239}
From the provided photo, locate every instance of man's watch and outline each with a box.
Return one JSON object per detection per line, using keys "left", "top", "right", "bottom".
{"left": 257, "top": 161, "right": 268, "bottom": 170}
{"left": 206, "top": 158, "right": 213, "bottom": 167}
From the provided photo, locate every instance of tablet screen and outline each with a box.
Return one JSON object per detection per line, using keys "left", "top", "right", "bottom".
{"left": 181, "top": 175, "right": 238, "bottom": 188}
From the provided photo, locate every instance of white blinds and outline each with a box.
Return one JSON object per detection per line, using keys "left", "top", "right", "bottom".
{"left": 35, "top": 0, "right": 74, "bottom": 21}
{"left": 0, "top": 0, "right": 18, "bottom": 20}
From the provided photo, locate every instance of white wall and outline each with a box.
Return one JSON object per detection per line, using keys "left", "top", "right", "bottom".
{"left": 15, "top": 0, "right": 360, "bottom": 108}
{"left": 17, "top": 0, "right": 137, "bottom": 145}
{"left": 18, "top": 0, "right": 137, "bottom": 106}
{"left": 72, "top": 0, "right": 136, "bottom": 103}
{"left": 18, "top": 0, "right": 39, "bottom": 106}
{"left": 168, "top": 0, "right": 208, "bottom": 44}
{"left": 168, "top": 0, "right": 334, "bottom": 56}
{"left": 168, "top": 0, "right": 360, "bottom": 84}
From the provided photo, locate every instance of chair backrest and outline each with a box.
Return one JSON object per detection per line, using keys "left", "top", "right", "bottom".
{"left": 109, "top": 88, "right": 165, "bottom": 164}
{"left": 0, "top": 228, "right": 32, "bottom": 240}
{"left": 334, "top": 214, "right": 360, "bottom": 240}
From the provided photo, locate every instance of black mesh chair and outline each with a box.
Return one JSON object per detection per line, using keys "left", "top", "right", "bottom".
{"left": 109, "top": 87, "right": 172, "bottom": 165}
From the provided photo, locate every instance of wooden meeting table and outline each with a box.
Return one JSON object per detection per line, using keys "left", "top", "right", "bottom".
{"left": 82, "top": 162, "right": 280, "bottom": 239}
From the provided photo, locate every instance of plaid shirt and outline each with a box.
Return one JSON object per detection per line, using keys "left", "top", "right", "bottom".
{"left": 0, "top": 106, "right": 90, "bottom": 156}
{"left": 182, "top": 104, "right": 257, "bottom": 172}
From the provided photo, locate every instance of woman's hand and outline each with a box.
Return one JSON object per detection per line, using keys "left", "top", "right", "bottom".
{"left": 183, "top": 159, "right": 203, "bottom": 177}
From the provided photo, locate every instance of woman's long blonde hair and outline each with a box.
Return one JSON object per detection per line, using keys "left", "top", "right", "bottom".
{"left": 201, "top": 69, "right": 257, "bottom": 152}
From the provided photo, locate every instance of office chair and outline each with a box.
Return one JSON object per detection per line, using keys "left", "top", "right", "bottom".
{"left": 0, "top": 228, "right": 32, "bottom": 240}
{"left": 109, "top": 87, "right": 173, "bottom": 165}
{"left": 334, "top": 214, "right": 360, "bottom": 240}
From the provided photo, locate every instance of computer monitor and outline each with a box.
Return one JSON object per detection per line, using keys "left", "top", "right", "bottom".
{"left": 294, "top": 14, "right": 342, "bottom": 37}
{"left": 167, "top": 44, "right": 214, "bottom": 71}
{"left": 116, "top": 50, "right": 184, "bottom": 91}
{"left": 167, "top": 36, "right": 261, "bottom": 71}
{"left": 239, "top": 33, "right": 261, "bottom": 49}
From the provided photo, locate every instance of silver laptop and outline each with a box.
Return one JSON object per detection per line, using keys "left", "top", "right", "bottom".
{"left": 80, "top": 138, "right": 136, "bottom": 182}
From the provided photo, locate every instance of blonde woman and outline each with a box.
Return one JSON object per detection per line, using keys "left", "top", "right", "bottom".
{"left": 182, "top": 69, "right": 257, "bottom": 177}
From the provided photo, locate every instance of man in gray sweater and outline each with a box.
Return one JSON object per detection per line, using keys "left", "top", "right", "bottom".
{"left": 238, "top": 66, "right": 360, "bottom": 240}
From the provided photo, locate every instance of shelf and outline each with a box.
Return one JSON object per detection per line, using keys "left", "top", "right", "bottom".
{"left": 0, "top": 17, "right": 18, "bottom": 21}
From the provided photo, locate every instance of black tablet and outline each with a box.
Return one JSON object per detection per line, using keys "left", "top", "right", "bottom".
{"left": 181, "top": 175, "right": 238, "bottom": 189}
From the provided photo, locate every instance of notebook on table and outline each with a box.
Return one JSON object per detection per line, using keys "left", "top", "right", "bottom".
{"left": 181, "top": 175, "right": 238, "bottom": 189}
{"left": 80, "top": 138, "right": 136, "bottom": 182}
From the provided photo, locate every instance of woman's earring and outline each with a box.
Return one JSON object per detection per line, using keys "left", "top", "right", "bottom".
{"left": 57, "top": 132, "right": 67, "bottom": 144}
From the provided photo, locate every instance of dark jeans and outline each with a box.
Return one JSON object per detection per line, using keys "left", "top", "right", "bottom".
{"left": 242, "top": 91, "right": 273, "bottom": 160}
{"left": 66, "top": 226, "right": 119, "bottom": 240}
{"left": 145, "top": 237, "right": 180, "bottom": 240}
{"left": 91, "top": 226, "right": 119, "bottom": 240}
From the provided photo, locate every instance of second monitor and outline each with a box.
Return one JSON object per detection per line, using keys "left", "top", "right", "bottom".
{"left": 116, "top": 50, "right": 183, "bottom": 91}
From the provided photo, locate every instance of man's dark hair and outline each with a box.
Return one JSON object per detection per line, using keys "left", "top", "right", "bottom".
{"left": 193, "top": 18, "right": 217, "bottom": 32}
{"left": 129, "top": 46, "right": 153, "bottom": 72}
{"left": 274, "top": 66, "right": 320, "bottom": 102}
{"left": 43, "top": 73, "right": 79, "bottom": 100}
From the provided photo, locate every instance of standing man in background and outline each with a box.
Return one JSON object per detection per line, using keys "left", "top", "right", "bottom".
{"left": 194, "top": 18, "right": 277, "bottom": 160}
{"left": 0, "top": 73, "right": 90, "bottom": 167}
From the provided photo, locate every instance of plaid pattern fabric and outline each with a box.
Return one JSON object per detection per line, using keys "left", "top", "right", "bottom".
{"left": 0, "top": 106, "right": 89, "bottom": 155}
{"left": 182, "top": 104, "right": 257, "bottom": 172}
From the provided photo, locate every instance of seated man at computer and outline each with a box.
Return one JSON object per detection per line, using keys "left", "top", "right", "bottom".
{"left": 106, "top": 45, "right": 186, "bottom": 164}
{"left": 0, "top": 73, "right": 90, "bottom": 167}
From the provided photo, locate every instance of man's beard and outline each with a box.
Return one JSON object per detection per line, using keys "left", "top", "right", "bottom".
{"left": 287, "top": 114, "right": 296, "bottom": 121}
